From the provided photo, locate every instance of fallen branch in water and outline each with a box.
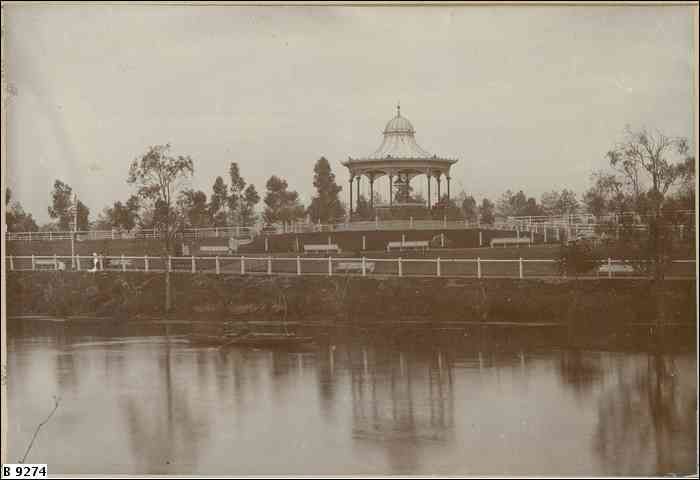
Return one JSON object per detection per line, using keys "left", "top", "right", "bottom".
{"left": 18, "top": 395, "right": 61, "bottom": 464}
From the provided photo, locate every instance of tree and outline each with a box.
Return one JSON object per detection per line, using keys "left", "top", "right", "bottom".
{"left": 47, "top": 180, "right": 90, "bottom": 230}
{"left": 583, "top": 172, "right": 629, "bottom": 219}
{"left": 178, "top": 189, "right": 209, "bottom": 227}
{"left": 5, "top": 188, "right": 38, "bottom": 232}
{"left": 208, "top": 176, "right": 228, "bottom": 227}
{"left": 98, "top": 195, "right": 140, "bottom": 230}
{"left": 240, "top": 184, "right": 260, "bottom": 226}
{"left": 557, "top": 189, "right": 580, "bottom": 216}
{"left": 228, "top": 163, "right": 247, "bottom": 224}
{"left": 479, "top": 198, "right": 495, "bottom": 225}
{"left": 606, "top": 127, "right": 689, "bottom": 281}
{"left": 127, "top": 144, "right": 194, "bottom": 311}
{"left": 496, "top": 189, "right": 542, "bottom": 218}
{"left": 541, "top": 189, "right": 578, "bottom": 216}
{"left": 307, "top": 157, "right": 345, "bottom": 223}
{"left": 262, "top": 175, "right": 305, "bottom": 226}
{"left": 461, "top": 195, "right": 478, "bottom": 222}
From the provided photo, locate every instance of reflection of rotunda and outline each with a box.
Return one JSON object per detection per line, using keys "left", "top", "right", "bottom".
{"left": 342, "top": 105, "right": 459, "bottom": 214}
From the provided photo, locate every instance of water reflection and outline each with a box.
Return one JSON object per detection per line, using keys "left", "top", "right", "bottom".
{"left": 6, "top": 320, "right": 697, "bottom": 475}
{"left": 593, "top": 353, "right": 697, "bottom": 475}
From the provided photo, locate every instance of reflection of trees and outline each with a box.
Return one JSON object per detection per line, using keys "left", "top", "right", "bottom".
{"left": 556, "top": 350, "right": 605, "bottom": 400}
{"left": 316, "top": 343, "right": 338, "bottom": 422}
{"left": 344, "top": 346, "right": 455, "bottom": 474}
{"left": 122, "top": 341, "right": 208, "bottom": 474}
{"left": 592, "top": 353, "right": 697, "bottom": 475}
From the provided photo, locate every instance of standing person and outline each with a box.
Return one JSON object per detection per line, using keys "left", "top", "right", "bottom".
{"left": 89, "top": 252, "right": 99, "bottom": 272}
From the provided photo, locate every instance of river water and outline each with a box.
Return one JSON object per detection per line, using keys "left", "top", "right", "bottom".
{"left": 5, "top": 319, "right": 697, "bottom": 476}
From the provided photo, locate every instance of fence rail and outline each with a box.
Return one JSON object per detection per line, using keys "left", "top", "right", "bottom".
{"left": 6, "top": 212, "right": 696, "bottom": 243}
{"left": 5, "top": 226, "right": 256, "bottom": 242}
{"left": 6, "top": 255, "right": 696, "bottom": 280}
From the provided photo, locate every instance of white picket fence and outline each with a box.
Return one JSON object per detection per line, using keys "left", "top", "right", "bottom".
{"left": 5, "top": 226, "right": 256, "bottom": 242}
{"left": 6, "top": 255, "right": 696, "bottom": 280}
{"left": 4, "top": 219, "right": 588, "bottom": 243}
{"left": 6, "top": 214, "right": 694, "bottom": 243}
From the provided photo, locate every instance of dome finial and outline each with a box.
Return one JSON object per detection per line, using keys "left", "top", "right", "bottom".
{"left": 397, "top": 101, "right": 401, "bottom": 117}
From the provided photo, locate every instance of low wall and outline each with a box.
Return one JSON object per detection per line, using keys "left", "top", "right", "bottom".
{"left": 6, "top": 272, "right": 696, "bottom": 331}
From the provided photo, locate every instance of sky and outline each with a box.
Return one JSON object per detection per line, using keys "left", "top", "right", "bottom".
{"left": 3, "top": 3, "right": 697, "bottom": 224}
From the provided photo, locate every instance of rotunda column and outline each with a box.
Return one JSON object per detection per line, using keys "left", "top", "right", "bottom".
{"left": 446, "top": 175, "right": 451, "bottom": 204}
{"left": 389, "top": 172, "right": 394, "bottom": 207}
{"left": 349, "top": 174, "right": 354, "bottom": 215}
{"left": 369, "top": 174, "right": 375, "bottom": 210}
{"left": 436, "top": 172, "right": 442, "bottom": 203}
{"left": 426, "top": 170, "right": 432, "bottom": 209}
{"left": 356, "top": 175, "right": 361, "bottom": 211}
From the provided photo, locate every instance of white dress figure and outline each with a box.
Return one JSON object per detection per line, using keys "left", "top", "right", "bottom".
{"left": 90, "top": 252, "right": 99, "bottom": 272}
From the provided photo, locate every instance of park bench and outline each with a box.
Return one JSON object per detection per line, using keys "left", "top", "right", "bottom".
{"left": 303, "top": 244, "right": 341, "bottom": 254}
{"left": 200, "top": 245, "right": 231, "bottom": 254}
{"left": 386, "top": 240, "right": 429, "bottom": 252}
{"left": 597, "top": 263, "right": 635, "bottom": 275}
{"left": 35, "top": 259, "right": 66, "bottom": 271}
{"left": 490, "top": 237, "right": 531, "bottom": 248}
{"left": 335, "top": 261, "right": 376, "bottom": 274}
{"left": 108, "top": 258, "right": 132, "bottom": 268}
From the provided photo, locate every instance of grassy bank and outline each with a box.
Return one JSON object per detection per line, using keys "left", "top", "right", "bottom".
{"left": 6, "top": 271, "right": 695, "bottom": 327}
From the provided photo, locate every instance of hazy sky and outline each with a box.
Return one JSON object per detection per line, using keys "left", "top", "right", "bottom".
{"left": 3, "top": 3, "right": 696, "bottom": 223}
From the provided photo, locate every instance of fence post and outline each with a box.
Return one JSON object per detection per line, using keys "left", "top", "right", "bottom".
{"left": 31, "top": 254, "right": 36, "bottom": 271}
{"left": 168, "top": 256, "right": 172, "bottom": 272}
{"left": 191, "top": 255, "right": 196, "bottom": 274}
{"left": 241, "top": 256, "right": 246, "bottom": 275}
{"left": 441, "top": 232, "right": 445, "bottom": 248}
{"left": 362, "top": 235, "right": 366, "bottom": 251}
{"left": 608, "top": 257, "right": 612, "bottom": 279}
{"left": 54, "top": 254, "right": 58, "bottom": 270}
{"left": 544, "top": 228, "right": 547, "bottom": 243}
{"left": 477, "top": 257, "right": 481, "bottom": 279}
{"left": 121, "top": 254, "right": 126, "bottom": 272}
{"left": 296, "top": 256, "right": 301, "bottom": 276}
{"left": 362, "top": 256, "right": 366, "bottom": 276}
{"left": 519, "top": 257, "right": 523, "bottom": 279}
{"left": 479, "top": 231, "right": 483, "bottom": 247}
{"left": 410, "top": 216, "right": 413, "bottom": 228}
{"left": 99, "top": 255, "right": 104, "bottom": 271}
{"left": 443, "top": 216, "right": 447, "bottom": 228}
{"left": 328, "top": 256, "right": 332, "bottom": 276}
{"left": 398, "top": 257, "right": 403, "bottom": 277}
{"left": 267, "top": 256, "right": 272, "bottom": 275}
{"left": 265, "top": 237, "right": 269, "bottom": 252}
{"left": 436, "top": 257, "right": 441, "bottom": 277}
{"left": 9, "top": 255, "right": 14, "bottom": 271}
{"left": 144, "top": 255, "right": 149, "bottom": 272}
{"left": 215, "top": 256, "right": 220, "bottom": 275}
